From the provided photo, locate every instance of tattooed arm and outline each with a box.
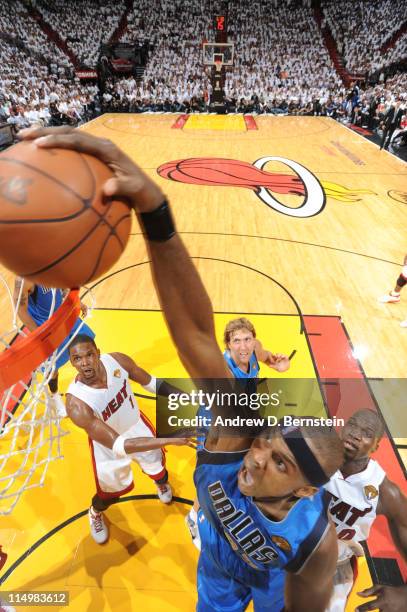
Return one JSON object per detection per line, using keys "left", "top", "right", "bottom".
{"left": 13, "top": 278, "right": 38, "bottom": 332}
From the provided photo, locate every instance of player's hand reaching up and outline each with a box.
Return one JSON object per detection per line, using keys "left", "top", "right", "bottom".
{"left": 356, "top": 584, "right": 407, "bottom": 611}
{"left": 18, "top": 126, "right": 164, "bottom": 213}
{"left": 264, "top": 352, "right": 290, "bottom": 372}
{"left": 273, "top": 353, "right": 290, "bottom": 372}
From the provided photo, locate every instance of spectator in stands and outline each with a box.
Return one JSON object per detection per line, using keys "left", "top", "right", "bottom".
{"left": 380, "top": 98, "right": 405, "bottom": 150}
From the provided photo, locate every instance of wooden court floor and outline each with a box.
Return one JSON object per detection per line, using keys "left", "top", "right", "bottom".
{"left": 0, "top": 114, "right": 406, "bottom": 611}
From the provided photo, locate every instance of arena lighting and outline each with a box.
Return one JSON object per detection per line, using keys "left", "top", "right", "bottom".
{"left": 351, "top": 344, "right": 369, "bottom": 360}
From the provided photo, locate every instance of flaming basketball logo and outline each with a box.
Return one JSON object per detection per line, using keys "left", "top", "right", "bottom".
{"left": 157, "top": 157, "right": 375, "bottom": 218}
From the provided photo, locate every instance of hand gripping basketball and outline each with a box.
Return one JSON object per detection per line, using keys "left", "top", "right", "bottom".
{"left": 19, "top": 126, "right": 165, "bottom": 212}
{"left": 0, "top": 127, "right": 167, "bottom": 287}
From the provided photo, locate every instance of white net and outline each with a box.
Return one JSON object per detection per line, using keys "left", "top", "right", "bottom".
{"left": 0, "top": 274, "right": 92, "bottom": 515}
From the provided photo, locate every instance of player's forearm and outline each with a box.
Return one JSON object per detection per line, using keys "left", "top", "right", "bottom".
{"left": 80, "top": 409, "right": 173, "bottom": 454}
{"left": 85, "top": 421, "right": 167, "bottom": 453}
{"left": 124, "top": 437, "right": 171, "bottom": 453}
{"left": 146, "top": 234, "right": 219, "bottom": 372}
{"left": 254, "top": 340, "right": 269, "bottom": 363}
{"left": 17, "top": 308, "right": 38, "bottom": 332}
{"left": 257, "top": 351, "right": 269, "bottom": 363}
{"left": 147, "top": 235, "right": 214, "bottom": 337}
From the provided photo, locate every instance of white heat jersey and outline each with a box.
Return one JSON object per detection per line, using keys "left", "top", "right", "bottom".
{"left": 325, "top": 460, "right": 385, "bottom": 562}
{"left": 67, "top": 353, "right": 140, "bottom": 435}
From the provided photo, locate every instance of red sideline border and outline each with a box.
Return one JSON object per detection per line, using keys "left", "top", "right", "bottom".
{"left": 244, "top": 115, "right": 258, "bottom": 130}
{"left": 172, "top": 114, "right": 189, "bottom": 129}
{"left": 350, "top": 124, "right": 373, "bottom": 136}
{"left": 303, "top": 315, "right": 407, "bottom": 580}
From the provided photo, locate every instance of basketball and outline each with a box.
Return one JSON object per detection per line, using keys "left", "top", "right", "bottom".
{"left": 0, "top": 141, "right": 132, "bottom": 288}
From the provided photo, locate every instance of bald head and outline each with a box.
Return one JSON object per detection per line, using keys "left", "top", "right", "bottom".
{"left": 348, "top": 410, "right": 385, "bottom": 439}
{"left": 341, "top": 410, "right": 385, "bottom": 461}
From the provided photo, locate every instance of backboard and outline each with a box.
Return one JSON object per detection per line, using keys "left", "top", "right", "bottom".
{"left": 203, "top": 42, "right": 234, "bottom": 66}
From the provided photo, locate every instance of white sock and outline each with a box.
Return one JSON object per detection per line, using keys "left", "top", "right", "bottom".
{"left": 189, "top": 507, "right": 198, "bottom": 522}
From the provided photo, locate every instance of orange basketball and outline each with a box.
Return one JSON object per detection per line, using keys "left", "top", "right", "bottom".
{"left": 0, "top": 141, "right": 132, "bottom": 288}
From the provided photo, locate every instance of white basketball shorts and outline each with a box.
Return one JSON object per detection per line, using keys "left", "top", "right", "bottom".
{"left": 88, "top": 411, "right": 166, "bottom": 499}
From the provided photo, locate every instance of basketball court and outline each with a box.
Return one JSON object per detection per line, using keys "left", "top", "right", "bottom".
{"left": 0, "top": 114, "right": 406, "bottom": 610}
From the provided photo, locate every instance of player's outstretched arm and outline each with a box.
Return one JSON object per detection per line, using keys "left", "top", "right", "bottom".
{"left": 66, "top": 394, "right": 195, "bottom": 451}
{"left": 284, "top": 523, "right": 338, "bottom": 612}
{"left": 109, "top": 352, "right": 195, "bottom": 398}
{"left": 144, "top": 235, "right": 231, "bottom": 379}
{"left": 109, "top": 352, "right": 152, "bottom": 386}
{"left": 20, "top": 128, "right": 246, "bottom": 452}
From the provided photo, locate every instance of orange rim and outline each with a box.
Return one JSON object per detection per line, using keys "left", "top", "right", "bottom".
{"left": 0, "top": 289, "right": 81, "bottom": 394}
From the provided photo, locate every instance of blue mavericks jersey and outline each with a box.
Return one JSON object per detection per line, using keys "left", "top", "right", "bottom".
{"left": 194, "top": 448, "right": 330, "bottom": 574}
{"left": 223, "top": 350, "right": 259, "bottom": 379}
{"left": 27, "top": 285, "right": 95, "bottom": 370}
{"left": 28, "top": 286, "right": 63, "bottom": 322}
{"left": 196, "top": 351, "right": 260, "bottom": 449}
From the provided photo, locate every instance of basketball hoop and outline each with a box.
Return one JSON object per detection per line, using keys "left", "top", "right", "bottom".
{"left": 214, "top": 59, "right": 223, "bottom": 73}
{"left": 0, "top": 276, "right": 85, "bottom": 515}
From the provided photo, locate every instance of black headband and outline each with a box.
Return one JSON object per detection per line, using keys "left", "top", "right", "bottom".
{"left": 281, "top": 425, "right": 329, "bottom": 487}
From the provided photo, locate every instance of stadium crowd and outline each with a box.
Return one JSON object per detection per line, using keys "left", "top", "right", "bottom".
{"left": 32, "top": 0, "right": 126, "bottom": 68}
{"left": 322, "top": 0, "right": 407, "bottom": 76}
{"left": 224, "top": 2, "right": 342, "bottom": 106}
{"left": 0, "top": 0, "right": 405, "bottom": 143}
{"left": 121, "top": 0, "right": 212, "bottom": 105}
{"left": 0, "top": 0, "right": 69, "bottom": 70}
{"left": 0, "top": 35, "right": 98, "bottom": 130}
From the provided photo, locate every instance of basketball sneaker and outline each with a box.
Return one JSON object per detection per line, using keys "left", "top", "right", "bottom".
{"left": 50, "top": 392, "right": 67, "bottom": 418}
{"left": 88, "top": 506, "right": 109, "bottom": 544}
{"left": 378, "top": 291, "right": 400, "bottom": 303}
{"left": 400, "top": 320, "right": 407, "bottom": 328}
{"left": 156, "top": 482, "right": 173, "bottom": 504}
{"left": 185, "top": 511, "right": 201, "bottom": 551}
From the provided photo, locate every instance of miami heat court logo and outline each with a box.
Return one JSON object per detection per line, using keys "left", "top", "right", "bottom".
{"left": 157, "top": 157, "right": 375, "bottom": 218}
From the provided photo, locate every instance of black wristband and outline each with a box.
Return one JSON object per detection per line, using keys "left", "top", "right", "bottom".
{"left": 139, "top": 199, "right": 176, "bottom": 242}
